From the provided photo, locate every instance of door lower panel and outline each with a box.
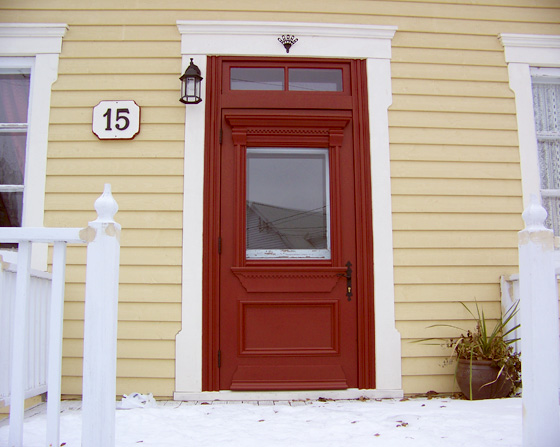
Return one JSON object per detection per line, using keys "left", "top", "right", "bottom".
{"left": 230, "top": 365, "right": 348, "bottom": 391}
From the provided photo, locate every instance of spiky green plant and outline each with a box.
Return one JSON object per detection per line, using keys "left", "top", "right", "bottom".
{"left": 418, "top": 301, "right": 521, "bottom": 396}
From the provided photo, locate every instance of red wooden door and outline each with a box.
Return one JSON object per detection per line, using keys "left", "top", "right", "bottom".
{"left": 219, "top": 109, "right": 359, "bottom": 390}
{"left": 203, "top": 57, "right": 375, "bottom": 391}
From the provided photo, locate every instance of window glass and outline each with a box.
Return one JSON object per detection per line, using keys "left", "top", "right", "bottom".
{"left": 0, "top": 73, "right": 30, "bottom": 122}
{"left": 0, "top": 71, "right": 29, "bottom": 230}
{"left": 231, "top": 68, "right": 284, "bottom": 90}
{"left": 289, "top": 68, "right": 343, "bottom": 92}
{"left": 246, "top": 148, "right": 330, "bottom": 259}
{"left": 532, "top": 80, "right": 560, "bottom": 234}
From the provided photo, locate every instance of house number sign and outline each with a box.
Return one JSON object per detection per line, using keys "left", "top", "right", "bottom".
{"left": 92, "top": 100, "right": 140, "bottom": 140}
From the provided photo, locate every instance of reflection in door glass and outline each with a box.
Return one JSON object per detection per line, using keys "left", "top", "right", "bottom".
{"left": 289, "top": 69, "right": 343, "bottom": 92}
{"left": 246, "top": 148, "right": 330, "bottom": 259}
{"left": 231, "top": 68, "right": 284, "bottom": 90}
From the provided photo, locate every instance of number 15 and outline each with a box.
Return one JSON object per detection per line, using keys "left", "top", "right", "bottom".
{"left": 103, "top": 108, "right": 130, "bottom": 131}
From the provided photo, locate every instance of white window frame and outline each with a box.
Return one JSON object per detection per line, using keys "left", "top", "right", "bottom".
{"left": 0, "top": 23, "right": 67, "bottom": 268}
{"left": 499, "top": 34, "right": 560, "bottom": 208}
{"left": 499, "top": 34, "right": 560, "bottom": 267}
{"left": 175, "top": 20, "right": 402, "bottom": 398}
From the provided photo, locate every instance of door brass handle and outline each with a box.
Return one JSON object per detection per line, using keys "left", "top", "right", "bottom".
{"left": 338, "top": 261, "right": 353, "bottom": 301}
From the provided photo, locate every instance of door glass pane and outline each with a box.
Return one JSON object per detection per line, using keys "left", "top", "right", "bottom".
{"left": 289, "top": 69, "right": 343, "bottom": 92}
{"left": 246, "top": 148, "right": 330, "bottom": 259}
{"left": 231, "top": 68, "right": 284, "bottom": 90}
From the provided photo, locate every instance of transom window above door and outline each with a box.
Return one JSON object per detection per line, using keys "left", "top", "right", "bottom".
{"left": 231, "top": 67, "right": 343, "bottom": 92}
{"left": 223, "top": 59, "right": 350, "bottom": 95}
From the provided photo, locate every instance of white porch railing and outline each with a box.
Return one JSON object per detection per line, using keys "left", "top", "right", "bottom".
{"left": 0, "top": 184, "right": 120, "bottom": 447}
{"left": 0, "top": 259, "right": 52, "bottom": 406}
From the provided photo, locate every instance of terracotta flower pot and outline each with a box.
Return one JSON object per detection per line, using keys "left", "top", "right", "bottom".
{"left": 456, "top": 358, "right": 513, "bottom": 400}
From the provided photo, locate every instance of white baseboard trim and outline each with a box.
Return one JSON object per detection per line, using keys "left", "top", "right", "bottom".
{"left": 173, "top": 388, "right": 404, "bottom": 402}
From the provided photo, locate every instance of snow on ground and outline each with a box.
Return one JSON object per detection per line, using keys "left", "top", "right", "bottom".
{"left": 1, "top": 397, "right": 522, "bottom": 447}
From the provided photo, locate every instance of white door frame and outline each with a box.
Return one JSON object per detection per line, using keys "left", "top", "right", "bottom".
{"left": 175, "top": 20, "right": 402, "bottom": 399}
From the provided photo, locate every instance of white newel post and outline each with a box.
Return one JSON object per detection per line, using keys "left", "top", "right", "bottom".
{"left": 81, "top": 184, "right": 121, "bottom": 447}
{"left": 518, "top": 195, "right": 560, "bottom": 447}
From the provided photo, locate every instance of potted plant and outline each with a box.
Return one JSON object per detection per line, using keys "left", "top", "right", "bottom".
{"left": 421, "top": 301, "right": 521, "bottom": 400}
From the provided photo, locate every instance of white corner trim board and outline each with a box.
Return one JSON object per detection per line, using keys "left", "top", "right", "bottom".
{"left": 175, "top": 20, "right": 402, "bottom": 398}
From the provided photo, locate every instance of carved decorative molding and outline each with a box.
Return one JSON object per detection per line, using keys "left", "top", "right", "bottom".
{"left": 232, "top": 267, "right": 346, "bottom": 293}
{"left": 225, "top": 113, "right": 351, "bottom": 147}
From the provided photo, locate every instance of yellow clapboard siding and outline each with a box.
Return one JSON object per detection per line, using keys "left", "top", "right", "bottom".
{"left": 63, "top": 246, "right": 182, "bottom": 266}
{"left": 5, "top": 0, "right": 559, "bottom": 23}
{"left": 395, "top": 301, "right": 501, "bottom": 320}
{"left": 46, "top": 176, "right": 184, "bottom": 193}
{"left": 65, "top": 25, "right": 180, "bottom": 42}
{"left": 393, "top": 248, "right": 518, "bottom": 266}
{"left": 63, "top": 265, "right": 182, "bottom": 285}
{"left": 392, "top": 195, "right": 522, "bottom": 213}
{"left": 3, "top": 0, "right": 557, "bottom": 398}
{"left": 394, "top": 265, "right": 518, "bottom": 284}
{"left": 392, "top": 63, "right": 509, "bottom": 82}
{"left": 402, "top": 375, "right": 456, "bottom": 395}
{"left": 50, "top": 90, "right": 183, "bottom": 107}
{"left": 61, "top": 376, "right": 175, "bottom": 399}
{"left": 59, "top": 57, "right": 180, "bottom": 75}
{"left": 1, "top": 6, "right": 558, "bottom": 35}
{"left": 60, "top": 41, "right": 181, "bottom": 59}
{"left": 47, "top": 141, "right": 184, "bottom": 159}
{"left": 392, "top": 31, "right": 504, "bottom": 51}
{"left": 390, "top": 128, "right": 519, "bottom": 146}
{"left": 46, "top": 193, "right": 183, "bottom": 211}
{"left": 54, "top": 73, "right": 180, "bottom": 91}
{"left": 390, "top": 144, "right": 520, "bottom": 163}
{"left": 391, "top": 178, "right": 521, "bottom": 196}
{"left": 393, "top": 230, "right": 519, "bottom": 248}
{"left": 49, "top": 123, "right": 185, "bottom": 141}
{"left": 391, "top": 95, "right": 516, "bottom": 115}
{"left": 63, "top": 320, "right": 181, "bottom": 340}
{"left": 394, "top": 283, "right": 500, "bottom": 302}
{"left": 62, "top": 357, "right": 174, "bottom": 378}
{"left": 389, "top": 111, "right": 518, "bottom": 130}
{"left": 63, "top": 283, "right": 181, "bottom": 302}
{"left": 402, "top": 357, "right": 455, "bottom": 376}
{"left": 64, "top": 302, "right": 181, "bottom": 322}
{"left": 63, "top": 339, "right": 176, "bottom": 360}
{"left": 392, "top": 213, "right": 523, "bottom": 230}
{"left": 47, "top": 158, "right": 183, "bottom": 176}
{"left": 119, "top": 229, "right": 183, "bottom": 247}
{"left": 401, "top": 340, "right": 451, "bottom": 358}
{"left": 45, "top": 210, "right": 183, "bottom": 229}
{"left": 392, "top": 48, "right": 510, "bottom": 67}
{"left": 50, "top": 106, "right": 184, "bottom": 125}
{"left": 391, "top": 161, "right": 520, "bottom": 179}
{"left": 1, "top": 9, "right": 558, "bottom": 36}
{"left": 392, "top": 79, "right": 514, "bottom": 98}
{"left": 397, "top": 320, "right": 485, "bottom": 339}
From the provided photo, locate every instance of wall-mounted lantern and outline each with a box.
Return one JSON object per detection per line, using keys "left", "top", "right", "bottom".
{"left": 179, "top": 58, "right": 203, "bottom": 104}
